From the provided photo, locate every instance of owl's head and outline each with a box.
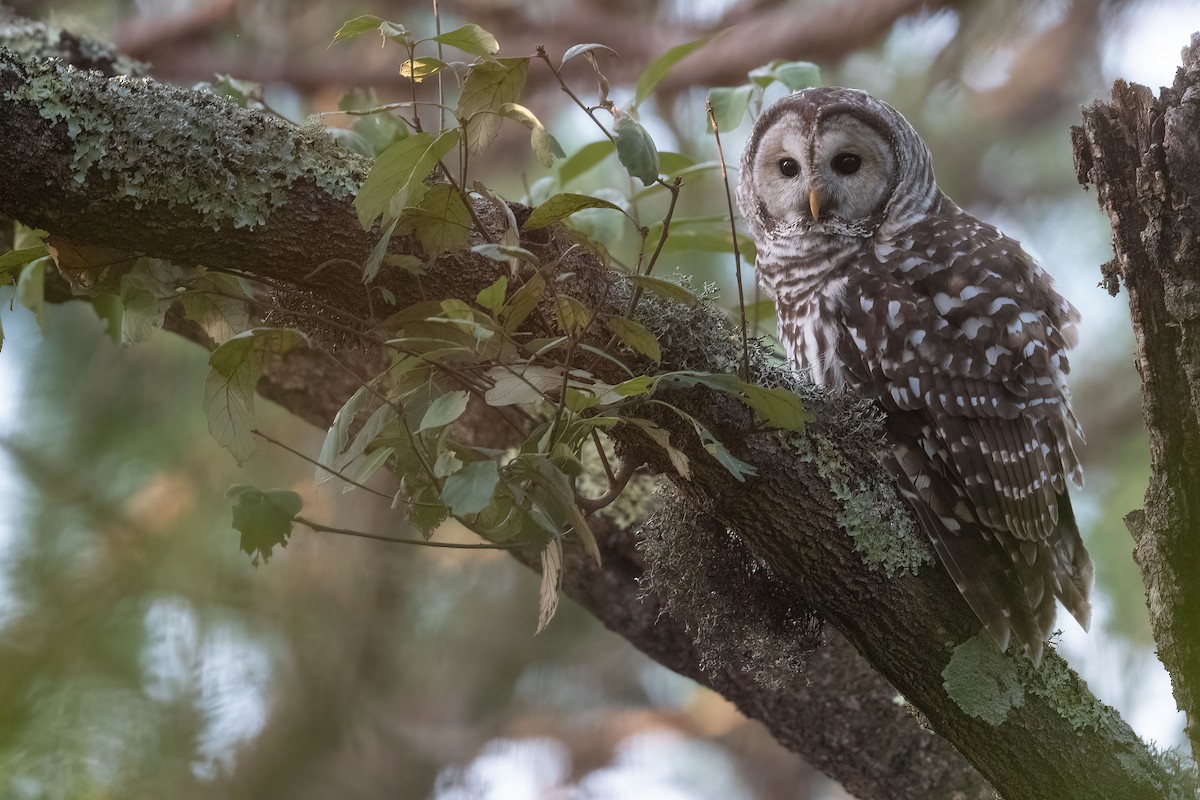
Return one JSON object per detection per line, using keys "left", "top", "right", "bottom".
{"left": 737, "top": 88, "right": 937, "bottom": 239}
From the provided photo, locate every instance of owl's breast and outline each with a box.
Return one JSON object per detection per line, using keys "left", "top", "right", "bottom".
{"left": 757, "top": 237, "right": 867, "bottom": 389}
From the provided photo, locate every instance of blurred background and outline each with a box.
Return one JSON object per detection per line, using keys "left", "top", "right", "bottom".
{"left": 1, "top": 0, "right": 1198, "bottom": 797}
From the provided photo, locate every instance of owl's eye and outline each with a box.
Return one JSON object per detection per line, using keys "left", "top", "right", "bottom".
{"left": 832, "top": 153, "right": 862, "bottom": 175}
{"left": 778, "top": 157, "right": 800, "bottom": 178}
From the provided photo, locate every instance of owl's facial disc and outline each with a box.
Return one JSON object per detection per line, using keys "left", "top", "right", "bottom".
{"left": 808, "top": 112, "right": 897, "bottom": 223}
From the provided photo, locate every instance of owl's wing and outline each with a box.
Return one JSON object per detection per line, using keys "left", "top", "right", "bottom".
{"left": 836, "top": 212, "right": 1091, "bottom": 659}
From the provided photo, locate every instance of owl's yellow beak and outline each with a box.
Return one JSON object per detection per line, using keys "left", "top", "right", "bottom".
{"left": 808, "top": 188, "right": 821, "bottom": 220}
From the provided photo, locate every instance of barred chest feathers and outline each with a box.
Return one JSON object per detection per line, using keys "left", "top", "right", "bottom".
{"left": 756, "top": 234, "right": 860, "bottom": 389}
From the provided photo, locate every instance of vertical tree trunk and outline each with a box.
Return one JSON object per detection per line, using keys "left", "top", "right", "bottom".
{"left": 1073, "top": 34, "right": 1200, "bottom": 755}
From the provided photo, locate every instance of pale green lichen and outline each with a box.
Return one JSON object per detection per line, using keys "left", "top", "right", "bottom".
{"left": 0, "top": 13, "right": 145, "bottom": 76}
{"left": 1016, "top": 646, "right": 1123, "bottom": 733}
{"left": 942, "top": 631, "right": 1025, "bottom": 725}
{"left": 1, "top": 54, "right": 365, "bottom": 230}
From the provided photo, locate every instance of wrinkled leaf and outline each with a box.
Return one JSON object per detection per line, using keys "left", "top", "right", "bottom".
{"left": 458, "top": 58, "right": 529, "bottom": 155}
{"left": 205, "top": 328, "right": 307, "bottom": 464}
{"left": 401, "top": 57, "right": 448, "bottom": 82}
{"left": 554, "top": 295, "right": 591, "bottom": 337}
{"left": 614, "top": 114, "right": 659, "bottom": 185}
{"left": 561, "top": 42, "right": 619, "bottom": 68}
{"left": 227, "top": 485, "right": 302, "bottom": 566}
{"left": 405, "top": 183, "right": 472, "bottom": 257}
{"left": 525, "top": 192, "right": 625, "bottom": 230}
{"left": 536, "top": 539, "right": 563, "bottom": 634}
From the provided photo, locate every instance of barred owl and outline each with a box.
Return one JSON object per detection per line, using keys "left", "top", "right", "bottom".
{"left": 737, "top": 88, "right": 1092, "bottom": 663}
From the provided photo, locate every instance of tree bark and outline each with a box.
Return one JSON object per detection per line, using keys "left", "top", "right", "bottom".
{"left": 1073, "top": 33, "right": 1200, "bottom": 757}
{"left": 0, "top": 22, "right": 1189, "bottom": 800}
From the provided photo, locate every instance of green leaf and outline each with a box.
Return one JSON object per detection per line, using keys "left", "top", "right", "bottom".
{"left": 611, "top": 375, "right": 657, "bottom": 398}
{"left": 554, "top": 295, "right": 591, "bottom": 336}
{"left": 704, "top": 435, "right": 757, "bottom": 481}
{"left": 15, "top": 259, "right": 45, "bottom": 328}
{"left": 772, "top": 60, "right": 821, "bottom": 90}
{"left": 458, "top": 57, "right": 529, "bottom": 155}
{"left": 408, "top": 484, "right": 448, "bottom": 536}
{"left": 434, "top": 450, "right": 464, "bottom": 478}
{"left": 563, "top": 388, "right": 600, "bottom": 412}
{"left": 337, "top": 402, "right": 399, "bottom": 472}
{"left": 355, "top": 129, "right": 460, "bottom": 229}
{"left": 627, "top": 418, "right": 690, "bottom": 478}
{"left": 400, "top": 57, "right": 448, "bottom": 82}
{"left": 418, "top": 390, "right": 470, "bottom": 433}
{"left": 561, "top": 43, "right": 619, "bottom": 68}
{"left": 227, "top": 485, "right": 302, "bottom": 566}
{"left": 362, "top": 218, "right": 398, "bottom": 283}
{"left": 741, "top": 384, "right": 814, "bottom": 432}
{"left": 330, "top": 15, "right": 386, "bottom": 46}
{"left": 405, "top": 183, "right": 473, "bottom": 257}
{"left": 536, "top": 539, "right": 563, "bottom": 634}
{"left": 205, "top": 328, "right": 307, "bottom": 464}
{"left": 626, "top": 274, "right": 696, "bottom": 305}
{"left": 499, "top": 103, "right": 565, "bottom": 168}
{"left": 0, "top": 245, "right": 48, "bottom": 284}
{"left": 525, "top": 192, "right": 625, "bottom": 230}
{"left": 484, "top": 365, "right": 562, "bottom": 406}
{"left": 499, "top": 272, "right": 545, "bottom": 331}
{"left": 634, "top": 37, "right": 711, "bottom": 106}
{"left": 707, "top": 85, "right": 753, "bottom": 132}
{"left": 317, "top": 383, "right": 372, "bottom": 485}
{"left": 605, "top": 315, "right": 661, "bottom": 362}
{"left": 180, "top": 272, "right": 250, "bottom": 343}
{"left": 657, "top": 151, "right": 695, "bottom": 175}
{"left": 442, "top": 460, "right": 501, "bottom": 516}
{"left": 558, "top": 140, "right": 615, "bottom": 185}
{"left": 476, "top": 276, "right": 508, "bottom": 314}
{"left": 614, "top": 115, "right": 659, "bottom": 185}
{"left": 432, "top": 23, "right": 500, "bottom": 57}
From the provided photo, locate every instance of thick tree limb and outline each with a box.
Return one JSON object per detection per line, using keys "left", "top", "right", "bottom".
{"left": 0, "top": 42, "right": 1182, "bottom": 799}
{"left": 1073, "top": 34, "right": 1200, "bottom": 756}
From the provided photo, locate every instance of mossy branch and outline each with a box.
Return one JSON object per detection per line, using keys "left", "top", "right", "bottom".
{"left": 0, "top": 35, "right": 1185, "bottom": 800}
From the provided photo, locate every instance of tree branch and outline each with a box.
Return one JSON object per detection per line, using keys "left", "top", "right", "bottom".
{"left": 0, "top": 37, "right": 1183, "bottom": 799}
{"left": 1073, "top": 33, "right": 1200, "bottom": 757}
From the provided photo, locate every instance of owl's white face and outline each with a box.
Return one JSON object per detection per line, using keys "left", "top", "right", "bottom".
{"left": 738, "top": 88, "right": 938, "bottom": 243}
{"left": 746, "top": 108, "right": 898, "bottom": 230}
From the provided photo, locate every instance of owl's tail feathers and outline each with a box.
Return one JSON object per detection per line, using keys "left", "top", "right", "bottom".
{"left": 1049, "top": 493, "right": 1094, "bottom": 632}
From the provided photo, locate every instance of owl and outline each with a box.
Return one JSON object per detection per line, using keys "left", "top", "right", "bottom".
{"left": 736, "top": 88, "right": 1092, "bottom": 664}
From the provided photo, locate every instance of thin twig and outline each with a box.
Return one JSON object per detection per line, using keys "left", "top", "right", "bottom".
{"left": 707, "top": 98, "right": 750, "bottom": 383}
{"left": 295, "top": 515, "right": 526, "bottom": 549}
{"left": 251, "top": 428, "right": 393, "bottom": 500}
{"left": 433, "top": 0, "right": 445, "bottom": 131}
{"left": 576, "top": 458, "right": 637, "bottom": 514}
